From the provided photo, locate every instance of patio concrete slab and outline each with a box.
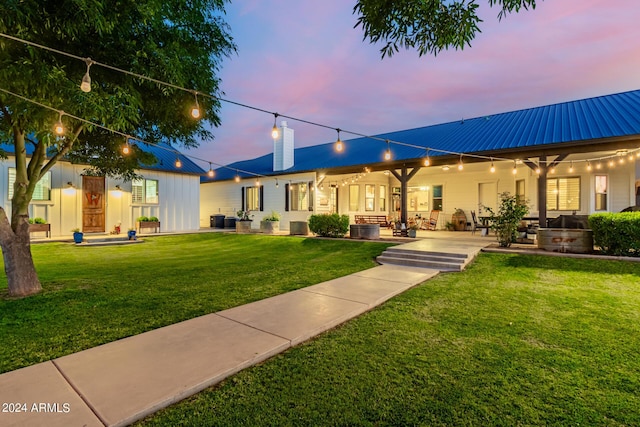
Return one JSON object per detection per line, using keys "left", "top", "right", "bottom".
{"left": 0, "top": 362, "right": 103, "bottom": 427}
{"left": 53, "top": 313, "right": 289, "bottom": 427}
{"left": 398, "top": 237, "right": 487, "bottom": 256}
{"left": 218, "top": 290, "right": 369, "bottom": 346}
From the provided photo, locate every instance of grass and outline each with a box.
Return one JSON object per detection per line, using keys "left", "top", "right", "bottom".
{"left": 135, "top": 253, "right": 640, "bottom": 426}
{"left": 0, "top": 233, "right": 392, "bottom": 374}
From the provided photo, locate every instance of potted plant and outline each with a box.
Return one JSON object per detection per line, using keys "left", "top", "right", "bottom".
{"left": 407, "top": 223, "right": 419, "bottom": 238}
{"left": 136, "top": 216, "right": 160, "bottom": 233}
{"left": 71, "top": 228, "right": 83, "bottom": 244}
{"left": 485, "top": 192, "right": 529, "bottom": 247}
{"left": 127, "top": 228, "right": 137, "bottom": 240}
{"left": 260, "top": 210, "right": 281, "bottom": 234}
{"left": 236, "top": 210, "right": 253, "bottom": 233}
{"left": 445, "top": 221, "right": 455, "bottom": 231}
{"left": 28, "top": 217, "right": 51, "bottom": 237}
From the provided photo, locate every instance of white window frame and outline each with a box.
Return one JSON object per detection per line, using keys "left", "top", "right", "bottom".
{"left": 245, "top": 186, "right": 261, "bottom": 211}
{"left": 547, "top": 177, "right": 580, "bottom": 211}
{"left": 8, "top": 168, "right": 51, "bottom": 201}
{"left": 132, "top": 178, "right": 159, "bottom": 204}
{"left": 289, "top": 182, "right": 309, "bottom": 211}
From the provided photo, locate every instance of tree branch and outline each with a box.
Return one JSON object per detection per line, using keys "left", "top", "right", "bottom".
{"left": 40, "top": 124, "right": 84, "bottom": 176}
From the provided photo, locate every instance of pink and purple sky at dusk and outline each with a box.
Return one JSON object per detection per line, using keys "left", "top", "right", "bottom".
{"left": 188, "top": 0, "right": 640, "bottom": 167}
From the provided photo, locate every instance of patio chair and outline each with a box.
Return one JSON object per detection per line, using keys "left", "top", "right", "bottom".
{"left": 425, "top": 210, "right": 439, "bottom": 230}
{"left": 470, "top": 210, "right": 491, "bottom": 236}
{"left": 392, "top": 222, "right": 407, "bottom": 237}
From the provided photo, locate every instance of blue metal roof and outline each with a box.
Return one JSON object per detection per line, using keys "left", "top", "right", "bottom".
{"left": 0, "top": 141, "right": 204, "bottom": 175}
{"left": 207, "top": 89, "right": 640, "bottom": 182}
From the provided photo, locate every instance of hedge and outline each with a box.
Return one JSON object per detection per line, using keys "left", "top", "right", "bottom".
{"left": 589, "top": 212, "right": 640, "bottom": 256}
{"left": 308, "top": 214, "right": 350, "bottom": 238}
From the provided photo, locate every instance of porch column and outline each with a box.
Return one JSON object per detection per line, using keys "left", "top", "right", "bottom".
{"left": 538, "top": 155, "right": 547, "bottom": 228}
{"left": 389, "top": 165, "right": 420, "bottom": 225}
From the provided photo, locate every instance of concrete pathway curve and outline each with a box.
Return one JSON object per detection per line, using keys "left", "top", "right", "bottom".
{"left": 0, "top": 239, "right": 484, "bottom": 427}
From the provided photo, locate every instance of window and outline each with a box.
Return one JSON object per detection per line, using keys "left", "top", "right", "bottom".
{"left": 595, "top": 175, "right": 608, "bottom": 211}
{"left": 132, "top": 179, "right": 159, "bottom": 204}
{"left": 349, "top": 185, "right": 359, "bottom": 211}
{"left": 8, "top": 168, "right": 51, "bottom": 201}
{"left": 289, "top": 182, "right": 309, "bottom": 211}
{"left": 379, "top": 185, "right": 386, "bottom": 211}
{"left": 432, "top": 185, "right": 443, "bottom": 211}
{"left": 245, "top": 186, "right": 261, "bottom": 211}
{"left": 365, "top": 185, "right": 375, "bottom": 211}
{"left": 515, "top": 179, "right": 526, "bottom": 204}
{"left": 547, "top": 177, "right": 580, "bottom": 211}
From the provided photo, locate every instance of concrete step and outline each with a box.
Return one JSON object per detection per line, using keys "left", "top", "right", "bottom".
{"left": 376, "top": 247, "right": 473, "bottom": 271}
{"left": 376, "top": 255, "right": 464, "bottom": 271}
{"left": 380, "top": 251, "right": 467, "bottom": 264}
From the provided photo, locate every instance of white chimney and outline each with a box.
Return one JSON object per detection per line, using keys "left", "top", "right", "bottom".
{"left": 273, "top": 121, "right": 294, "bottom": 171}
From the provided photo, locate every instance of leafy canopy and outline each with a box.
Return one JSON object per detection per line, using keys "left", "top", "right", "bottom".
{"left": 0, "top": 0, "right": 236, "bottom": 180}
{"left": 354, "top": 0, "right": 538, "bottom": 58}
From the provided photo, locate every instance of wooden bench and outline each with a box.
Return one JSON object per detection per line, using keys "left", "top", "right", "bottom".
{"left": 354, "top": 215, "right": 391, "bottom": 227}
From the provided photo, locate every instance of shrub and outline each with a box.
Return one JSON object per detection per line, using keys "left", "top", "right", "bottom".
{"left": 137, "top": 216, "right": 149, "bottom": 222}
{"left": 589, "top": 212, "right": 640, "bottom": 256}
{"left": 28, "top": 217, "right": 47, "bottom": 224}
{"left": 485, "top": 192, "right": 529, "bottom": 247}
{"left": 148, "top": 216, "right": 159, "bottom": 222}
{"left": 308, "top": 214, "right": 349, "bottom": 238}
{"left": 262, "top": 211, "right": 281, "bottom": 222}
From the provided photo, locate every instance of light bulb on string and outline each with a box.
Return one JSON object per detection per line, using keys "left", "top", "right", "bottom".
{"left": 80, "top": 58, "right": 93, "bottom": 92}
{"left": 596, "top": 162, "right": 602, "bottom": 170}
{"left": 276, "top": 179, "right": 279, "bottom": 188}
{"left": 191, "top": 92, "right": 201, "bottom": 119}
{"left": 122, "top": 137, "right": 131, "bottom": 155}
{"left": 512, "top": 161, "right": 517, "bottom": 175}
{"left": 175, "top": 157, "right": 182, "bottom": 168}
{"left": 234, "top": 171, "right": 240, "bottom": 183}
{"left": 535, "top": 167, "right": 541, "bottom": 175}
{"left": 255, "top": 179, "right": 261, "bottom": 187}
{"left": 586, "top": 161, "right": 592, "bottom": 171}
{"left": 423, "top": 149, "right": 430, "bottom": 167}
{"left": 271, "top": 113, "right": 279, "bottom": 139}
{"left": 384, "top": 140, "right": 392, "bottom": 161}
{"left": 207, "top": 162, "right": 214, "bottom": 178}
{"left": 334, "top": 128, "right": 344, "bottom": 152}
{"left": 568, "top": 161, "right": 574, "bottom": 173}
{"left": 550, "top": 166, "right": 556, "bottom": 174}
{"left": 457, "top": 155, "right": 464, "bottom": 171}
{"left": 489, "top": 158, "right": 495, "bottom": 173}
{"left": 54, "top": 111, "right": 64, "bottom": 135}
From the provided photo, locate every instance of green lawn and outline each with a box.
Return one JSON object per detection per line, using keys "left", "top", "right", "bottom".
{"left": 136, "top": 253, "right": 640, "bottom": 427}
{"left": 0, "top": 233, "right": 391, "bottom": 374}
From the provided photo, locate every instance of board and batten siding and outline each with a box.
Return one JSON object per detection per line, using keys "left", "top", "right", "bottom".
{"left": 0, "top": 157, "right": 200, "bottom": 237}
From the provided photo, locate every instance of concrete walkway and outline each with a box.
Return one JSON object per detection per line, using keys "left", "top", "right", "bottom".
{"left": 0, "top": 238, "right": 486, "bottom": 427}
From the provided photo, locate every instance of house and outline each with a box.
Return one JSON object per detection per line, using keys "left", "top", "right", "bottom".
{"left": 1, "top": 142, "right": 203, "bottom": 238}
{"left": 201, "top": 89, "right": 640, "bottom": 231}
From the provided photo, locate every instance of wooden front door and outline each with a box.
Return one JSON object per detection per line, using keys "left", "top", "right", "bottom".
{"left": 82, "top": 176, "right": 105, "bottom": 232}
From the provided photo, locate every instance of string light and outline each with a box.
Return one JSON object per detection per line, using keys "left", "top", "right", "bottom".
{"left": 549, "top": 166, "right": 556, "bottom": 174}
{"left": 271, "top": 113, "right": 279, "bottom": 139}
{"left": 122, "top": 137, "right": 131, "bottom": 155}
{"left": 457, "top": 155, "right": 464, "bottom": 171}
{"left": 568, "top": 161, "right": 574, "bottom": 173}
{"left": 54, "top": 111, "right": 64, "bottom": 135}
{"left": 255, "top": 179, "right": 261, "bottom": 187}
{"left": 596, "top": 162, "right": 602, "bottom": 170}
{"left": 489, "top": 158, "right": 495, "bottom": 173}
{"left": 191, "top": 91, "right": 201, "bottom": 119}
{"left": 175, "top": 157, "right": 182, "bottom": 168}
{"left": 207, "top": 162, "right": 214, "bottom": 178}
{"left": 535, "top": 167, "right": 541, "bottom": 174}
{"left": 234, "top": 171, "right": 240, "bottom": 182}
{"left": 3, "top": 30, "right": 630, "bottom": 179}
{"left": 586, "top": 161, "right": 592, "bottom": 171}
{"left": 335, "top": 128, "right": 344, "bottom": 152}
{"left": 512, "top": 161, "right": 517, "bottom": 175}
{"left": 275, "top": 178, "right": 279, "bottom": 188}
{"left": 384, "top": 140, "right": 392, "bottom": 161}
{"left": 80, "top": 58, "right": 93, "bottom": 92}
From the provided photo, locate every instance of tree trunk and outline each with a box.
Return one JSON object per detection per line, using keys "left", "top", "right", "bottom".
{"left": 0, "top": 210, "right": 42, "bottom": 298}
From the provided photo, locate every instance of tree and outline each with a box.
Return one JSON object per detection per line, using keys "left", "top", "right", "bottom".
{"left": 0, "top": 0, "right": 235, "bottom": 297}
{"left": 354, "top": 0, "right": 538, "bottom": 58}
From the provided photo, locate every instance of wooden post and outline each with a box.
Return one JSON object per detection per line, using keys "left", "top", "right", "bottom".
{"left": 389, "top": 165, "right": 420, "bottom": 225}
